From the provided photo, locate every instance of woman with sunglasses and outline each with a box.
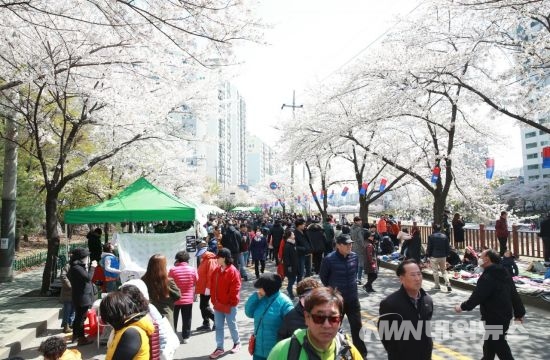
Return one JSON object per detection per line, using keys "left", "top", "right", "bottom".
{"left": 267, "top": 287, "right": 363, "bottom": 360}
{"left": 245, "top": 273, "right": 294, "bottom": 360}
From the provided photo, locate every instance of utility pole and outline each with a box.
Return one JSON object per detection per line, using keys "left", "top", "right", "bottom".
{"left": 281, "top": 90, "right": 303, "bottom": 214}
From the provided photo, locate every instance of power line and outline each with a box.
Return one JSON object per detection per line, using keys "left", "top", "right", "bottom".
{"left": 322, "top": 2, "right": 423, "bottom": 81}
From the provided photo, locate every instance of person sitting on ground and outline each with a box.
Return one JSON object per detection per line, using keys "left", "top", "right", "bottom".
{"left": 446, "top": 248, "right": 461, "bottom": 270}
{"left": 268, "top": 287, "right": 363, "bottom": 360}
{"left": 502, "top": 250, "right": 519, "bottom": 277}
{"left": 277, "top": 277, "right": 322, "bottom": 340}
{"left": 397, "top": 228, "right": 412, "bottom": 257}
{"left": 38, "top": 336, "right": 82, "bottom": 360}
{"left": 463, "top": 246, "right": 478, "bottom": 267}
{"left": 380, "top": 235, "right": 395, "bottom": 255}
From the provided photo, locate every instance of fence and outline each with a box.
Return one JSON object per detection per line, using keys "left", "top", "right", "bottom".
{"left": 414, "top": 223, "right": 543, "bottom": 258}
{"left": 13, "top": 241, "right": 87, "bottom": 271}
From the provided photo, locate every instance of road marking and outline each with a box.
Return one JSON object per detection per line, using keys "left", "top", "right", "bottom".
{"left": 361, "top": 310, "right": 472, "bottom": 360}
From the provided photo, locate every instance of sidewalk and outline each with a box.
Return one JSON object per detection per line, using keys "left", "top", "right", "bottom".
{"left": 0, "top": 266, "right": 61, "bottom": 359}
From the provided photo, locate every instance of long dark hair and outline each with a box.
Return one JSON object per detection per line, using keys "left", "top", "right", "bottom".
{"left": 141, "top": 254, "right": 169, "bottom": 301}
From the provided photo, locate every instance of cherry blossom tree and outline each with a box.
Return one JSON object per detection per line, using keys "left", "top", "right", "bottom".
{"left": 0, "top": 0, "right": 262, "bottom": 291}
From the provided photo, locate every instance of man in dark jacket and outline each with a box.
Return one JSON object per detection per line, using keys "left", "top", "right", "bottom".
{"left": 379, "top": 259, "right": 433, "bottom": 360}
{"left": 426, "top": 224, "right": 452, "bottom": 292}
{"left": 455, "top": 249, "right": 525, "bottom": 360}
{"left": 323, "top": 219, "right": 335, "bottom": 255}
{"left": 319, "top": 234, "right": 368, "bottom": 358}
{"left": 86, "top": 228, "right": 102, "bottom": 263}
{"left": 540, "top": 212, "right": 550, "bottom": 262}
{"left": 306, "top": 221, "right": 326, "bottom": 275}
{"left": 67, "top": 247, "right": 96, "bottom": 346}
{"left": 294, "top": 219, "right": 312, "bottom": 282}
{"left": 269, "top": 220, "right": 285, "bottom": 265}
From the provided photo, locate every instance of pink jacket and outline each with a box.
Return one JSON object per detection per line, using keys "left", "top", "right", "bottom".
{"left": 169, "top": 262, "right": 198, "bottom": 305}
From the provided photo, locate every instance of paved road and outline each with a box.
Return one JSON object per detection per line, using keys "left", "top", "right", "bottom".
{"left": 14, "top": 260, "right": 550, "bottom": 359}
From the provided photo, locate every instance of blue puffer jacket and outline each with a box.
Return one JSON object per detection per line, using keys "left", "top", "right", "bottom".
{"left": 319, "top": 250, "right": 359, "bottom": 301}
{"left": 245, "top": 291, "right": 293, "bottom": 358}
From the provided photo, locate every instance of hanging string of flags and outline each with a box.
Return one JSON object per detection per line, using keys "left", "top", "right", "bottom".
{"left": 341, "top": 186, "right": 349, "bottom": 196}
{"left": 431, "top": 166, "right": 441, "bottom": 184}
{"left": 543, "top": 146, "right": 550, "bottom": 168}
{"left": 379, "top": 178, "right": 387, "bottom": 192}
{"left": 486, "top": 158, "right": 495, "bottom": 180}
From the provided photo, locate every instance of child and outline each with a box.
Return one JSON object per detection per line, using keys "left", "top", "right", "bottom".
{"left": 363, "top": 231, "right": 378, "bottom": 293}
{"left": 502, "top": 250, "right": 519, "bottom": 277}
{"left": 38, "top": 336, "right": 82, "bottom": 360}
{"left": 59, "top": 257, "right": 74, "bottom": 334}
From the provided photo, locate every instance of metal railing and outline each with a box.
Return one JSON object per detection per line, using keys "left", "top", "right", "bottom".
{"left": 413, "top": 223, "right": 543, "bottom": 258}
{"left": 13, "top": 241, "right": 87, "bottom": 271}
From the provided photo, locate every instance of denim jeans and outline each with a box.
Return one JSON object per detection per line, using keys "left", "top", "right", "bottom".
{"left": 238, "top": 253, "right": 249, "bottom": 280}
{"left": 357, "top": 266, "right": 364, "bottom": 281}
{"left": 214, "top": 307, "right": 240, "bottom": 349}
{"left": 242, "top": 251, "right": 250, "bottom": 266}
{"left": 61, "top": 301, "right": 75, "bottom": 327}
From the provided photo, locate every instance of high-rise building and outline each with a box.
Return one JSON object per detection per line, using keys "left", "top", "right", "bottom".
{"left": 247, "top": 133, "right": 274, "bottom": 186}
{"left": 170, "top": 81, "right": 248, "bottom": 188}
{"left": 520, "top": 121, "right": 550, "bottom": 181}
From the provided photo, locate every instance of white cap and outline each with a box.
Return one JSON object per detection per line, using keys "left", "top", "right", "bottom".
{"left": 120, "top": 279, "right": 149, "bottom": 300}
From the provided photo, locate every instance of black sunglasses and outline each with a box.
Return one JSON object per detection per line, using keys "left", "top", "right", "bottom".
{"left": 308, "top": 313, "right": 342, "bottom": 325}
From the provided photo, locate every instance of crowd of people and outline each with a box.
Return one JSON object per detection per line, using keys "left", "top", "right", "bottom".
{"left": 43, "top": 210, "right": 550, "bottom": 360}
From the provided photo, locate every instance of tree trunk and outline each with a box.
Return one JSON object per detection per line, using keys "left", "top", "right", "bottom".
{"left": 0, "top": 109, "right": 18, "bottom": 283}
{"left": 359, "top": 196, "right": 369, "bottom": 224}
{"left": 41, "top": 192, "right": 60, "bottom": 294}
{"left": 432, "top": 190, "right": 446, "bottom": 227}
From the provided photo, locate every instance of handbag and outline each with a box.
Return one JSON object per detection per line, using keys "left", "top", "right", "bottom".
{"left": 247, "top": 334, "right": 256, "bottom": 356}
{"left": 248, "top": 296, "right": 277, "bottom": 355}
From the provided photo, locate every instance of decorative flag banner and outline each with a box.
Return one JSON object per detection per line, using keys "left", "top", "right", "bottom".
{"left": 341, "top": 186, "right": 349, "bottom": 196}
{"left": 297, "top": 196, "right": 301, "bottom": 203}
{"left": 543, "top": 146, "right": 550, "bottom": 168}
{"left": 379, "top": 178, "right": 387, "bottom": 192}
{"left": 359, "top": 182, "right": 368, "bottom": 196}
{"left": 319, "top": 190, "right": 324, "bottom": 200}
{"left": 486, "top": 158, "right": 495, "bottom": 180}
{"left": 312, "top": 191, "right": 318, "bottom": 201}
{"left": 329, "top": 190, "right": 335, "bottom": 199}
{"left": 431, "top": 166, "right": 441, "bottom": 184}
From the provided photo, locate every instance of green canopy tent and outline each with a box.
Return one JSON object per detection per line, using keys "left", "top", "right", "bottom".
{"left": 230, "top": 206, "right": 262, "bottom": 213}
{"left": 64, "top": 177, "right": 196, "bottom": 224}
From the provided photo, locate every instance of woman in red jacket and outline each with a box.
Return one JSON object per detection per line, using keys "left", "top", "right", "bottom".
{"left": 209, "top": 248, "right": 242, "bottom": 359}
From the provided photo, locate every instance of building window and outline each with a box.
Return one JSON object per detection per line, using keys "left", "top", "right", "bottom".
{"left": 528, "top": 175, "right": 540, "bottom": 180}
{"left": 525, "top": 142, "right": 537, "bottom": 149}
{"left": 541, "top": 141, "right": 550, "bottom": 146}
{"left": 527, "top": 164, "right": 539, "bottom": 170}
{"left": 527, "top": 153, "right": 538, "bottom": 159}
{"left": 544, "top": 174, "right": 550, "bottom": 178}
{"left": 540, "top": 130, "right": 547, "bottom": 135}
{"left": 525, "top": 131, "right": 536, "bottom": 138}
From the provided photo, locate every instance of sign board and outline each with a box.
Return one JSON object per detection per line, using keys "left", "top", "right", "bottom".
{"left": 269, "top": 181, "right": 278, "bottom": 190}
{"left": 0, "top": 238, "right": 8, "bottom": 250}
